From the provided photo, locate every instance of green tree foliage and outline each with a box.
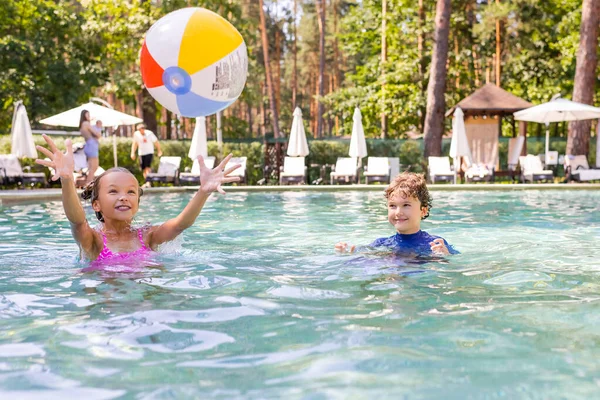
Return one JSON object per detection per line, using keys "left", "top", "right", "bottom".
{"left": 0, "top": 0, "right": 106, "bottom": 130}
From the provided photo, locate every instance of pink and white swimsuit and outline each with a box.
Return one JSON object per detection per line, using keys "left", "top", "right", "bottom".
{"left": 94, "top": 228, "right": 153, "bottom": 263}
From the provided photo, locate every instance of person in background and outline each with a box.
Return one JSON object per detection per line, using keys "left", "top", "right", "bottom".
{"left": 93, "top": 120, "right": 105, "bottom": 138}
{"left": 130, "top": 123, "right": 162, "bottom": 181}
{"left": 79, "top": 110, "right": 101, "bottom": 185}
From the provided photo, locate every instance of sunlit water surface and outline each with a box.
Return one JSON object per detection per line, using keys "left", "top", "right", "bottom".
{"left": 0, "top": 190, "right": 599, "bottom": 399}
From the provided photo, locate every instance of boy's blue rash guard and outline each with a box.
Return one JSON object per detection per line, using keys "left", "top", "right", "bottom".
{"left": 367, "top": 230, "right": 459, "bottom": 255}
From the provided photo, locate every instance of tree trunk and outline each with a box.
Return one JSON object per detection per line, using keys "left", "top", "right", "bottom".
{"left": 418, "top": 0, "right": 426, "bottom": 131}
{"left": 258, "top": 0, "right": 281, "bottom": 138}
{"left": 495, "top": 0, "right": 502, "bottom": 87}
{"left": 332, "top": 0, "right": 341, "bottom": 135}
{"left": 316, "top": 0, "right": 326, "bottom": 138}
{"left": 247, "top": 101, "right": 253, "bottom": 137}
{"left": 292, "top": 0, "right": 298, "bottom": 109}
{"left": 274, "top": 27, "right": 282, "bottom": 115}
{"left": 380, "top": 0, "right": 387, "bottom": 139}
{"left": 423, "top": 0, "right": 451, "bottom": 158}
{"left": 568, "top": 0, "right": 600, "bottom": 156}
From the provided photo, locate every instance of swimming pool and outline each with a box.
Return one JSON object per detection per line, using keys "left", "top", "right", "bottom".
{"left": 1, "top": 189, "right": 599, "bottom": 398}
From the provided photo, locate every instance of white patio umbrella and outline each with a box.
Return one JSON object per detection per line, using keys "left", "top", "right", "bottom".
{"left": 449, "top": 107, "right": 472, "bottom": 183}
{"left": 349, "top": 107, "right": 368, "bottom": 161}
{"left": 188, "top": 117, "right": 208, "bottom": 160}
{"left": 11, "top": 101, "right": 37, "bottom": 158}
{"left": 39, "top": 102, "right": 142, "bottom": 127}
{"left": 514, "top": 98, "right": 600, "bottom": 161}
{"left": 39, "top": 102, "right": 143, "bottom": 168}
{"left": 287, "top": 107, "right": 309, "bottom": 157}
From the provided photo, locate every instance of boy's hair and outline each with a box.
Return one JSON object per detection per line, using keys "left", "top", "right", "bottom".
{"left": 384, "top": 172, "right": 432, "bottom": 220}
{"left": 81, "top": 167, "right": 143, "bottom": 222}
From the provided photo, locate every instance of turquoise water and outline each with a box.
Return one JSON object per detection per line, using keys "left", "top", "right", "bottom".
{"left": 0, "top": 189, "right": 599, "bottom": 399}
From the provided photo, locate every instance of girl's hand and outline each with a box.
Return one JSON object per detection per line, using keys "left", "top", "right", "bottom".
{"left": 430, "top": 238, "right": 450, "bottom": 255}
{"left": 198, "top": 154, "right": 240, "bottom": 195}
{"left": 335, "top": 242, "right": 356, "bottom": 253}
{"left": 35, "top": 134, "right": 75, "bottom": 181}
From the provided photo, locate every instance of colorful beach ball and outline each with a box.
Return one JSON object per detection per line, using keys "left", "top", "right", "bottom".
{"left": 140, "top": 7, "right": 248, "bottom": 117}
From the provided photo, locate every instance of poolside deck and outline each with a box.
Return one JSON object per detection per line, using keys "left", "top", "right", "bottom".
{"left": 1, "top": 183, "right": 599, "bottom": 206}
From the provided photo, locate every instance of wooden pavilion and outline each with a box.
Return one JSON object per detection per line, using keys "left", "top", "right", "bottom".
{"left": 447, "top": 84, "right": 533, "bottom": 177}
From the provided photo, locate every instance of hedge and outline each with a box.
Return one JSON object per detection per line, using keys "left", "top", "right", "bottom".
{"left": 0, "top": 135, "right": 595, "bottom": 187}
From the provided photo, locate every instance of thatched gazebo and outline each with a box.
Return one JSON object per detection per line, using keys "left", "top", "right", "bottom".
{"left": 447, "top": 84, "right": 533, "bottom": 175}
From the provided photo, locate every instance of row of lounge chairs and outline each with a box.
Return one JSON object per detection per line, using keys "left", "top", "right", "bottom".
{"left": 427, "top": 154, "right": 600, "bottom": 183}
{"left": 151, "top": 156, "right": 400, "bottom": 186}
{"left": 1, "top": 153, "right": 598, "bottom": 188}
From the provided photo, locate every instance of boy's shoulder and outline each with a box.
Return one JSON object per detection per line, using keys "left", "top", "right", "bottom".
{"left": 419, "top": 230, "right": 442, "bottom": 240}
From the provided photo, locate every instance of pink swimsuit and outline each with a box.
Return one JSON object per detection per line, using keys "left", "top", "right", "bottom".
{"left": 94, "top": 228, "right": 153, "bottom": 263}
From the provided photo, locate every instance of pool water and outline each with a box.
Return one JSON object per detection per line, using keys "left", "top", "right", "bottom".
{"left": 0, "top": 190, "right": 599, "bottom": 398}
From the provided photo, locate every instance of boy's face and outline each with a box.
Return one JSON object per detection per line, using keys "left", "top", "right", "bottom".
{"left": 387, "top": 194, "right": 428, "bottom": 235}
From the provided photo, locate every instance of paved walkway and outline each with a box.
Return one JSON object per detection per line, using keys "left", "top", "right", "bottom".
{"left": 1, "top": 183, "right": 598, "bottom": 206}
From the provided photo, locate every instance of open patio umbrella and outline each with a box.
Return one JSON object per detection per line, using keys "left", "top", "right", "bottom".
{"left": 39, "top": 102, "right": 142, "bottom": 127}
{"left": 514, "top": 98, "right": 600, "bottom": 161}
{"left": 349, "top": 107, "right": 368, "bottom": 162}
{"left": 449, "top": 107, "right": 472, "bottom": 183}
{"left": 39, "top": 102, "right": 143, "bottom": 168}
{"left": 11, "top": 101, "right": 37, "bottom": 158}
{"left": 287, "top": 107, "right": 309, "bottom": 157}
{"left": 188, "top": 117, "right": 208, "bottom": 160}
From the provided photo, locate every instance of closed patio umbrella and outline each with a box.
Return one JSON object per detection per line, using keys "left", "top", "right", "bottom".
{"left": 11, "top": 101, "right": 37, "bottom": 158}
{"left": 349, "top": 107, "right": 368, "bottom": 160}
{"left": 514, "top": 98, "right": 600, "bottom": 161}
{"left": 188, "top": 117, "right": 208, "bottom": 160}
{"left": 287, "top": 107, "right": 309, "bottom": 157}
{"left": 449, "top": 107, "right": 472, "bottom": 183}
{"left": 596, "top": 120, "right": 600, "bottom": 168}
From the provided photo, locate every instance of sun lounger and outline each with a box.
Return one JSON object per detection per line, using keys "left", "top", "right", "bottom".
{"left": 280, "top": 156, "right": 307, "bottom": 185}
{"left": 0, "top": 154, "right": 47, "bottom": 188}
{"left": 519, "top": 155, "right": 554, "bottom": 183}
{"left": 427, "top": 156, "right": 454, "bottom": 184}
{"left": 146, "top": 156, "right": 181, "bottom": 185}
{"left": 465, "top": 163, "right": 494, "bottom": 183}
{"left": 363, "top": 157, "right": 391, "bottom": 184}
{"left": 565, "top": 155, "right": 600, "bottom": 182}
{"left": 179, "top": 156, "right": 216, "bottom": 185}
{"left": 330, "top": 157, "right": 358, "bottom": 184}
{"left": 225, "top": 156, "right": 247, "bottom": 185}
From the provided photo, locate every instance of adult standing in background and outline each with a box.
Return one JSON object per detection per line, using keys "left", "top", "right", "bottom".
{"left": 131, "top": 123, "right": 162, "bottom": 180}
{"left": 80, "top": 110, "right": 101, "bottom": 185}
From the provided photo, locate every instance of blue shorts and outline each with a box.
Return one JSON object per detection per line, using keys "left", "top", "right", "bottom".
{"left": 84, "top": 139, "right": 99, "bottom": 158}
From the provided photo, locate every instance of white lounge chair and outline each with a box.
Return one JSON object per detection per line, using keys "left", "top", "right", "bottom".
{"left": 464, "top": 163, "right": 494, "bottom": 183}
{"left": 565, "top": 155, "right": 600, "bottom": 182}
{"left": 427, "top": 156, "right": 454, "bottom": 184}
{"left": 0, "top": 154, "right": 47, "bottom": 188}
{"left": 364, "top": 157, "right": 390, "bottom": 184}
{"left": 545, "top": 151, "right": 559, "bottom": 169}
{"left": 518, "top": 155, "right": 554, "bottom": 183}
{"left": 225, "top": 156, "right": 247, "bottom": 185}
{"left": 330, "top": 157, "right": 358, "bottom": 184}
{"left": 280, "top": 156, "right": 307, "bottom": 185}
{"left": 146, "top": 156, "right": 181, "bottom": 185}
{"left": 179, "top": 156, "right": 216, "bottom": 185}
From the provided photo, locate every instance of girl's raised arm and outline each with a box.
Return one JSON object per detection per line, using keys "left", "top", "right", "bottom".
{"left": 147, "top": 154, "right": 240, "bottom": 247}
{"left": 35, "top": 135, "right": 100, "bottom": 255}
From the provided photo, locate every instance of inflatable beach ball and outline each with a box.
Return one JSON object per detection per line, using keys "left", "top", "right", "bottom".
{"left": 140, "top": 7, "right": 248, "bottom": 117}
